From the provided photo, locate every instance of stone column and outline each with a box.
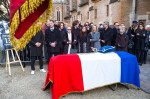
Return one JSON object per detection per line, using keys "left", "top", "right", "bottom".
{"left": 130, "top": 0, "right": 137, "bottom": 26}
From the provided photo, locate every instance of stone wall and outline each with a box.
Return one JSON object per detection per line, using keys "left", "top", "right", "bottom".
{"left": 65, "top": 0, "right": 150, "bottom": 27}
{"left": 50, "top": 3, "right": 66, "bottom": 22}
{"left": 136, "top": 0, "right": 150, "bottom": 25}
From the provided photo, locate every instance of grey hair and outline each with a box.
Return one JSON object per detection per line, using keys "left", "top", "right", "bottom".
{"left": 104, "top": 21, "right": 109, "bottom": 26}
{"left": 145, "top": 25, "right": 150, "bottom": 30}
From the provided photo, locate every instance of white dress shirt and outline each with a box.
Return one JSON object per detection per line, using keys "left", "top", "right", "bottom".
{"left": 68, "top": 33, "right": 72, "bottom": 54}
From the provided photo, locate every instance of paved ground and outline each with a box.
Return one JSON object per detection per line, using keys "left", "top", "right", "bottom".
{"left": 0, "top": 54, "right": 150, "bottom": 99}
{"left": 140, "top": 53, "right": 150, "bottom": 93}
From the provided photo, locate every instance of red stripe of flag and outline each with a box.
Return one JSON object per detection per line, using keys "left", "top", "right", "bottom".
{"left": 43, "top": 54, "right": 84, "bottom": 99}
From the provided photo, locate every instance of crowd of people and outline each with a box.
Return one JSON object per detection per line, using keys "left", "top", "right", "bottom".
{"left": 29, "top": 19, "right": 150, "bottom": 74}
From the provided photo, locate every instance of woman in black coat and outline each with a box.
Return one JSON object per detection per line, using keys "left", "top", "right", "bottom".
{"left": 127, "top": 23, "right": 138, "bottom": 55}
{"left": 78, "top": 26, "right": 88, "bottom": 53}
{"left": 84, "top": 22, "right": 93, "bottom": 52}
{"left": 30, "top": 30, "right": 46, "bottom": 74}
{"left": 58, "top": 22, "right": 67, "bottom": 54}
{"left": 135, "top": 24, "right": 146, "bottom": 65}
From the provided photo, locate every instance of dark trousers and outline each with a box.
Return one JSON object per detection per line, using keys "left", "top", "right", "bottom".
{"left": 60, "top": 48, "right": 64, "bottom": 54}
{"left": 19, "top": 44, "right": 31, "bottom": 67}
{"left": 128, "top": 46, "right": 136, "bottom": 55}
{"left": 132, "top": 46, "right": 136, "bottom": 55}
{"left": 31, "top": 56, "right": 43, "bottom": 70}
{"left": 19, "top": 49, "right": 26, "bottom": 67}
{"left": 48, "top": 53, "right": 59, "bottom": 63}
{"left": 44, "top": 43, "right": 48, "bottom": 62}
{"left": 128, "top": 48, "right": 133, "bottom": 55}
{"left": 136, "top": 50, "right": 144, "bottom": 64}
{"left": 79, "top": 42, "right": 88, "bottom": 53}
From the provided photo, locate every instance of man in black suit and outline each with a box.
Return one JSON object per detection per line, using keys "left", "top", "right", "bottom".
{"left": 71, "top": 20, "right": 80, "bottom": 50}
{"left": 100, "top": 21, "right": 113, "bottom": 47}
{"left": 30, "top": 22, "right": 46, "bottom": 74}
{"left": 45, "top": 20, "right": 60, "bottom": 63}
{"left": 112, "top": 22, "right": 120, "bottom": 46}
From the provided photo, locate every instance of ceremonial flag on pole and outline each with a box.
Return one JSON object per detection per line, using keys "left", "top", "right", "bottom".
{"left": 9, "top": 0, "right": 53, "bottom": 51}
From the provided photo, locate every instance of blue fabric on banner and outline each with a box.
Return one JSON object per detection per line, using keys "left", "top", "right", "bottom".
{"left": 115, "top": 51, "right": 140, "bottom": 88}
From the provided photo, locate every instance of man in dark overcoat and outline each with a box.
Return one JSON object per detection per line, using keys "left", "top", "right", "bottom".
{"left": 30, "top": 28, "right": 46, "bottom": 74}
{"left": 100, "top": 21, "right": 113, "bottom": 47}
{"left": 45, "top": 20, "right": 61, "bottom": 63}
{"left": 71, "top": 20, "right": 80, "bottom": 50}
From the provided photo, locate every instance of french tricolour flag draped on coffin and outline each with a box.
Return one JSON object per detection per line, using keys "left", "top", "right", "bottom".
{"left": 43, "top": 51, "right": 140, "bottom": 99}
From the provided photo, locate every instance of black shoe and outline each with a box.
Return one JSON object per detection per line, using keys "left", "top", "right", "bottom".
{"left": 23, "top": 63, "right": 26, "bottom": 68}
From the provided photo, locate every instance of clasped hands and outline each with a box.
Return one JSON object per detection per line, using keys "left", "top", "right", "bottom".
{"left": 50, "top": 43, "right": 56, "bottom": 47}
{"left": 136, "top": 33, "right": 145, "bottom": 36}
{"left": 35, "top": 42, "right": 41, "bottom": 47}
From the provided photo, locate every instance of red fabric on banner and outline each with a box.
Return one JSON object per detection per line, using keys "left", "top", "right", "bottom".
{"left": 43, "top": 54, "right": 84, "bottom": 99}
{"left": 10, "top": 0, "right": 49, "bottom": 39}
{"left": 14, "top": 0, "right": 49, "bottom": 39}
{"left": 10, "top": 0, "right": 26, "bottom": 22}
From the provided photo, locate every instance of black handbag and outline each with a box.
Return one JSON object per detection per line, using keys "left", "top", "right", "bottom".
{"left": 128, "top": 38, "right": 134, "bottom": 49}
{"left": 144, "top": 44, "right": 149, "bottom": 51}
{"left": 118, "top": 44, "right": 123, "bottom": 48}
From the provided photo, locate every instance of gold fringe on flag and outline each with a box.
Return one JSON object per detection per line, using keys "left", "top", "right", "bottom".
{"left": 9, "top": 0, "right": 53, "bottom": 51}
